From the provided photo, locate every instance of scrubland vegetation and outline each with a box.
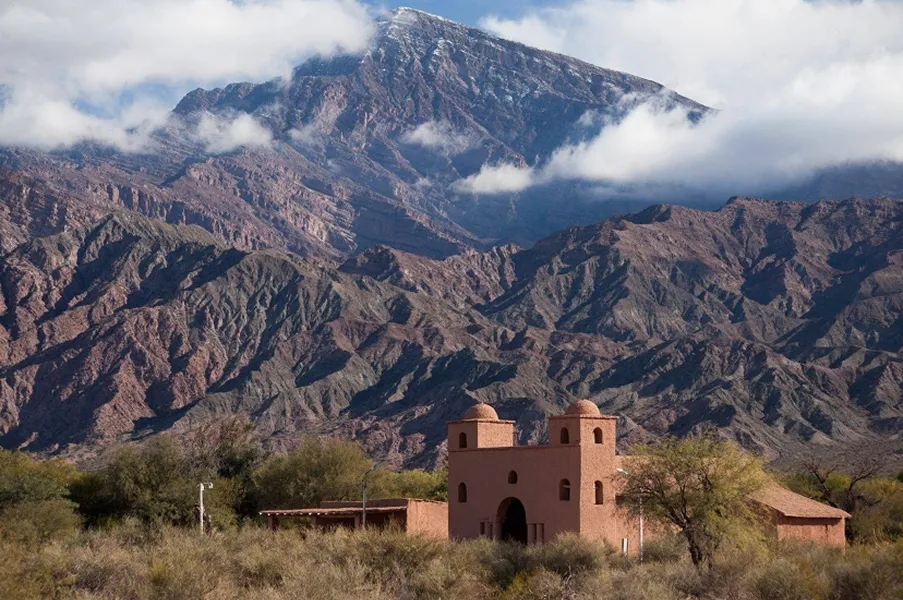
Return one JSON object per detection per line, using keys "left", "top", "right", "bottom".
{"left": 2, "top": 521, "right": 902, "bottom": 599}
{"left": 1, "top": 419, "right": 902, "bottom": 599}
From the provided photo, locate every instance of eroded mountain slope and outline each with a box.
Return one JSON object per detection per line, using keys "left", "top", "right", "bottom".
{"left": 2, "top": 198, "right": 901, "bottom": 466}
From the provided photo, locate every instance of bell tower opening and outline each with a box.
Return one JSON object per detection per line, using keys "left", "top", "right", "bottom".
{"left": 496, "top": 497, "right": 527, "bottom": 544}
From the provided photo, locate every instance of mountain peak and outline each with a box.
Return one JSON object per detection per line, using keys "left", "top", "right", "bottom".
{"left": 375, "top": 5, "right": 479, "bottom": 46}
{"left": 386, "top": 7, "right": 455, "bottom": 24}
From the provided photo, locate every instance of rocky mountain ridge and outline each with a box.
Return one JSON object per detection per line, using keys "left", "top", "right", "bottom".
{"left": 1, "top": 198, "right": 900, "bottom": 466}
{"left": 0, "top": 7, "right": 709, "bottom": 263}
{"left": 1, "top": 8, "right": 902, "bottom": 466}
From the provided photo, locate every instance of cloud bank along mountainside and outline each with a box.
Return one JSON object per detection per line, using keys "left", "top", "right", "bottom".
{"left": 463, "top": 0, "right": 903, "bottom": 196}
{"left": 3, "top": 0, "right": 903, "bottom": 200}
{"left": 0, "top": 0, "right": 374, "bottom": 149}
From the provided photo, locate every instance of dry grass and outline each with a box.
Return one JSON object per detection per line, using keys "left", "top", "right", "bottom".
{"left": 0, "top": 524, "right": 901, "bottom": 600}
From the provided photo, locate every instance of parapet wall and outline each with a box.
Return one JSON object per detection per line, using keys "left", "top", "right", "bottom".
{"left": 406, "top": 500, "right": 449, "bottom": 539}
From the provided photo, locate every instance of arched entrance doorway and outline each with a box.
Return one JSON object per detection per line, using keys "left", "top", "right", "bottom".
{"left": 496, "top": 497, "right": 528, "bottom": 544}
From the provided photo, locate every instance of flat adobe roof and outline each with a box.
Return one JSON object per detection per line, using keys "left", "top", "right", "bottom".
{"left": 261, "top": 506, "right": 407, "bottom": 518}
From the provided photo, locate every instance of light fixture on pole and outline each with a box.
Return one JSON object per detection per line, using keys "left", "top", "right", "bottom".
{"left": 616, "top": 468, "right": 643, "bottom": 561}
{"left": 198, "top": 482, "right": 213, "bottom": 535}
{"left": 361, "top": 460, "right": 385, "bottom": 529}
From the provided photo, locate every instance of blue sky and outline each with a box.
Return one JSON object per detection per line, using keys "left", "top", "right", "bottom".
{"left": 369, "top": 0, "right": 561, "bottom": 25}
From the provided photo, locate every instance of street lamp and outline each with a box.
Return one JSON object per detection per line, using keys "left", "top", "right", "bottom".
{"left": 616, "top": 468, "right": 643, "bottom": 561}
{"left": 361, "top": 460, "right": 385, "bottom": 529}
{"left": 198, "top": 482, "right": 213, "bottom": 535}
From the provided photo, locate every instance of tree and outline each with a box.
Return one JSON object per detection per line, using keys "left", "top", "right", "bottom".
{"left": 0, "top": 451, "right": 82, "bottom": 546}
{"left": 370, "top": 466, "right": 448, "bottom": 502}
{"left": 253, "top": 437, "right": 373, "bottom": 510}
{"left": 181, "top": 417, "right": 265, "bottom": 519}
{"left": 0, "top": 450, "right": 77, "bottom": 510}
{"left": 848, "top": 477, "right": 903, "bottom": 542}
{"left": 181, "top": 417, "right": 264, "bottom": 479}
{"left": 618, "top": 436, "right": 767, "bottom": 569}
{"left": 797, "top": 441, "right": 901, "bottom": 540}
{"left": 799, "top": 442, "right": 893, "bottom": 515}
{"left": 71, "top": 436, "right": 199, "bottom": 526}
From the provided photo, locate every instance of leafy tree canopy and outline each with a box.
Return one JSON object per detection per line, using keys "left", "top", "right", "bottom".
{"left": 618, "top": 436, "right": 767, "bottom": 568}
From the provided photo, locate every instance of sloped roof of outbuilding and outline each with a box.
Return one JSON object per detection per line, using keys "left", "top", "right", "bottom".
{"left": 750, "top": 485, "right": 850, "bottom": 519}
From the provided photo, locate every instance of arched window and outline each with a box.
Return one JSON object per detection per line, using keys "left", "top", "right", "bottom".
{"left": 594, "top": 481, "right": 604, "bottom": 505}
{"left": 560, "top": 427, "right": 570, "bottom": 444}
{"left": 458, "top": 482, "right": 468, "bottom": 503}
{"left": 508, "top": 470, "right": 518, "bottom": 484}
{"left": 459, "top": 432, "right": 468, "bottom": 449}
{"left": 559, "top": 479, "right": 571, "bottom": 501}
{"left": 593, "top": 428, "right": 604, "bottom": 444}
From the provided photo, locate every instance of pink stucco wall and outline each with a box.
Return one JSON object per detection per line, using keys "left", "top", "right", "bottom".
{"left": 449, "top": 412, "right": 642, "bottom": 553}
{"left": 773, "top": 515, "right": 846, "bottom": 548}
{"left": 447, "top": 403, "right": 844, "bottom": 554}
{"left": 406, "top": 500, "right": 449, "bottom": 539}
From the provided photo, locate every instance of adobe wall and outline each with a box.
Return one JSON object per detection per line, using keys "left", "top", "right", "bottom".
{"left": 448, "top": 419, "right": 516, "bottom": 450}
{"left": 571, "top": 416, "right": 636, "bottom": 550}
{"left": 448, "top": 412, "right": 645, "bottom": 553}
{"left": 405, "top": 500, "right": 449, "bottom": 539}
{"left": 774, "top": 515, "right": 846, "bottom": 548}
{"left": 450, "top": 443, "right": 585, "bottom": 543}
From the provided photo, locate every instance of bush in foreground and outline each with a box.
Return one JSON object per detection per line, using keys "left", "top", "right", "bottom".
{"left": 0, "top": 521, "right": 901, "bottom": 600}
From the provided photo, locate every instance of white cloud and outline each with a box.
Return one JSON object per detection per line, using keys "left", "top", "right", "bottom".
{"left": 478, "top": 0, "right": 903, "bottom": 196}
{"left": 0, "top": 91, "right": 169, "bottom": 151}
{"left": 0, "top": 0, "right": 373, "bottom": 150}
{"left": 456, "top": 163, "right": 535, "bottom": 194}
{"left": 196, "top": 113, "right": 273, "bottom": 154}
{"left": 290, "top": 122, "right": 324, "bottom": 147}
{"left": 401, "top": 121, "right": 472, "bottom": 154}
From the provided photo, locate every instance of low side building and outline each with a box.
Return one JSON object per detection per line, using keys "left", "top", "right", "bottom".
{"left": 448, "top": 401, "right": 849, "bottom": 553}
{"left": 750, "top": 485, "right": 850, "bottom": 547}
{"left": 261, "top": 498, "right": 448, "bottom": 538}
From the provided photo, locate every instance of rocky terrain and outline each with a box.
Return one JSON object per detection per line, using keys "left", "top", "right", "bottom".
{"left": 1, "top": 198, "right": 901, "bottom": 466}
{"left": 3, "top": 8, "right": 899, "bottom": 265}
{"left": 0, "top": 8, "right": 901, "bottom": 466}
{"left": 0, "top": 8, "right": 708, "bottom": 263}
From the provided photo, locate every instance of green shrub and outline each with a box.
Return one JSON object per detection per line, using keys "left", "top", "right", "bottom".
{"left": 0, "top": 499, "right": 81, "bottom": 547}
{"left": 640, "top": 534, "right": 686, "bottom": 564}
{"left": 0, "top": 520, "right": 899, "bottom": 600}
{"left": 71, "top": 437, "right": 199, "bottom": 526}
{"left": 530, "top": 533, "right": 608, "bottom": 578}
{"left": 0, "top": 450, "right": 77, "bottom": 509}
{"left": 352, "top": 528, "right": 445, "bottom": 581}
{"left": 253, "top": 437, "right": 372, "bottom": 510}
{"left": 474, "top": 538, "right": 533, "bottom": 589}
{"left": 499, "top": 568, "right": 567, "bottom": 600}
{"left": 848, "top": 478, "right": 903, "bottom": 542}
{"left": 829, "top": 544, "right": 903, "bottom": 600}
{"left": 607, "top": 568, "right": 680, "bottom": 600}
{"left": 369, "top": 467, "right": 448, "bottom": 501}
{"left": 751, "top": 557, "right": 826, "bottom": 600}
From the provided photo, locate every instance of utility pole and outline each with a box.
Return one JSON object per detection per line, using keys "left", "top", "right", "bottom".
{"left": 616, "top": 468, "right": 643, "bottom": 561}
{"left": 360, "top": 460, "right": 384, "bottom": 529}
{"left": 198, "top": 482, "right": 213, "bottom": 534}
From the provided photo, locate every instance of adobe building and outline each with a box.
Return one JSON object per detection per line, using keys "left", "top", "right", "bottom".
{"left": 749, "top": 485, "right": 849, "bottom": 547}
{"left": 261, "top": 498, "right": 448, "bottom": 539}
{"left": 448, "top": 401, "right": 849, "bottom": 552}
